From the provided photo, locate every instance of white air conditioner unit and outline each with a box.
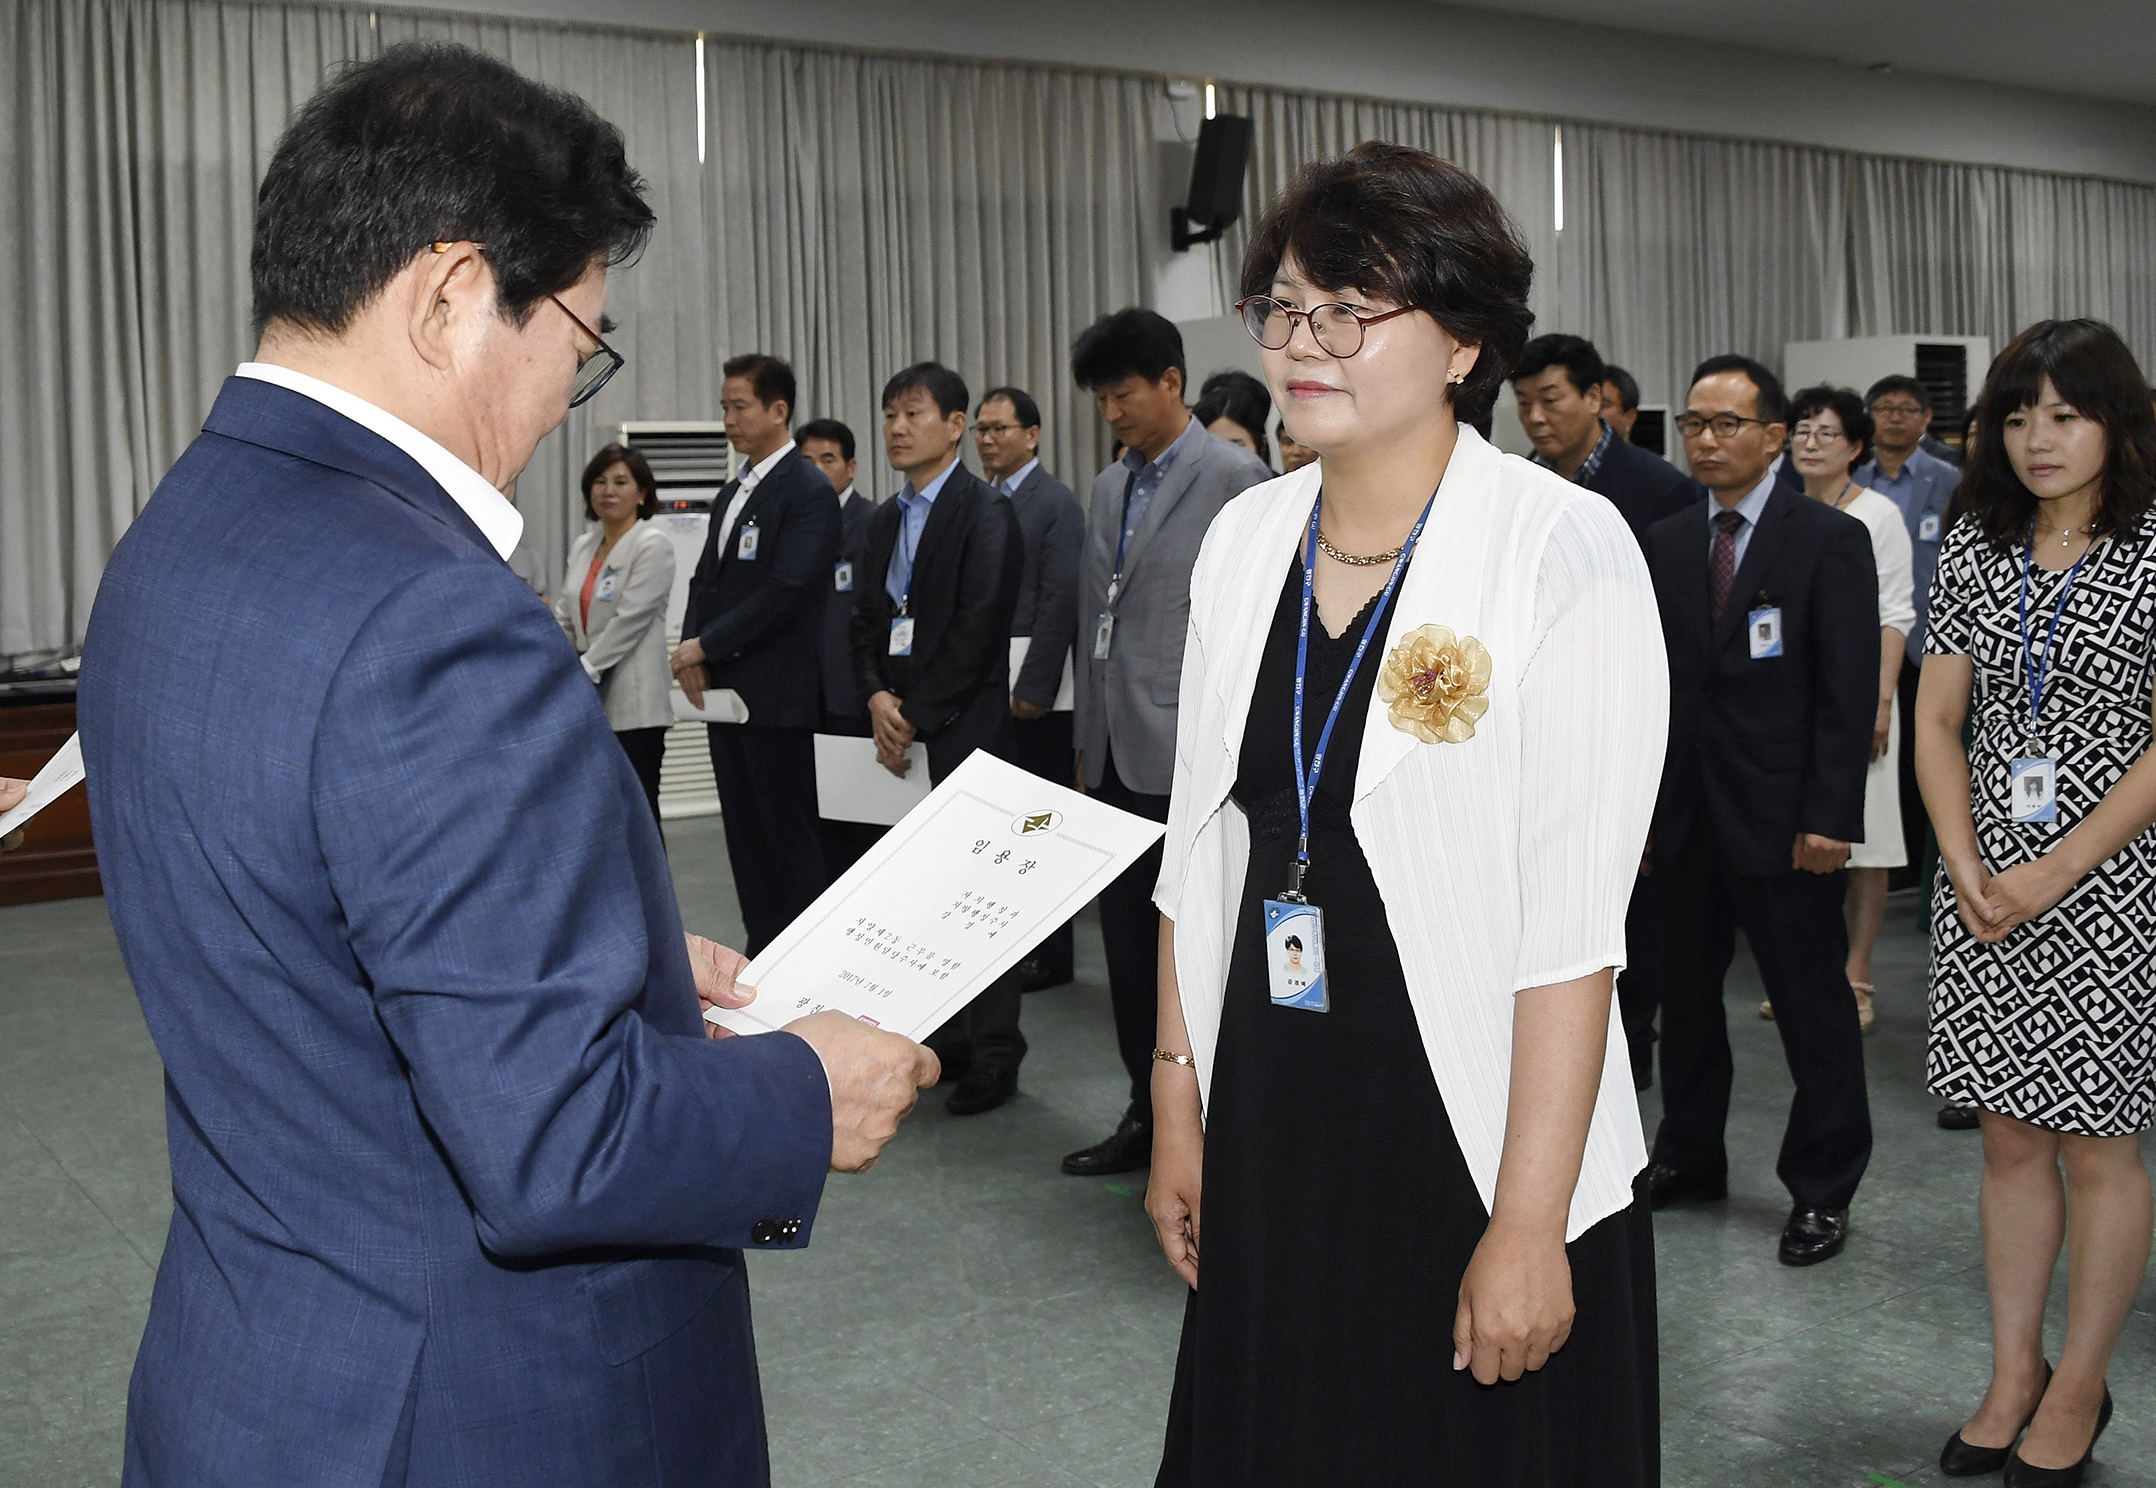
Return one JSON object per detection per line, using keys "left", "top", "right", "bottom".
{"left": 617, "top": 420, "right": 735, "bottom": 821}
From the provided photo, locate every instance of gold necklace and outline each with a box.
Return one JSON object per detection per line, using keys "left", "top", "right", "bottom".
{"left": 1315, "top": 530, "right": 1404, "bottom": 566}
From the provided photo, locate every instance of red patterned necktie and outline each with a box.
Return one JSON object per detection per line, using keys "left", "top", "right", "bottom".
{"left": 1709, "top": 509, "right": 1743, "bottom": 622}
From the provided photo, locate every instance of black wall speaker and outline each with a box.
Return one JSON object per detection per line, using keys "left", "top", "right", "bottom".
{"left": 1174, "top": 114, "right": 1253, "bottom": 251}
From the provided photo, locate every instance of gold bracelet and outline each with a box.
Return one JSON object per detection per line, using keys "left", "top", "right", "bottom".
{"left": 1151, "top": 1048, "right": 1195, "bottom": 1068}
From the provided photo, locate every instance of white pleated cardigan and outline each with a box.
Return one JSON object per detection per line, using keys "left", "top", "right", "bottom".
{"left": 1153, "top": 428, "right": 1669, "bottom": 1241}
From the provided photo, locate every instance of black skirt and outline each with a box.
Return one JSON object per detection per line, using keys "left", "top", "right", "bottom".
{"left": 1156, "top": 556, "right": 1658, "bottom": 1488}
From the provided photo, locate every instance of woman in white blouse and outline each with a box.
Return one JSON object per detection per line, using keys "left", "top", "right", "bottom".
{"left": 1782, "top": 387, "right": 1917, "bottom": 1033}
{"left": 556, "top": 444, "right": 676, "bottom": 827}
{"left": 1145, "top": 143, "right": 1666, "bottom": 1486}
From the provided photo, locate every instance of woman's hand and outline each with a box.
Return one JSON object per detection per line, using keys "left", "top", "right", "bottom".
{"left": 1970, "top": 856, "right": 2076, "bottom": 941}
{"left": 1944, "top": 854, "right": 2004, "bottom": 943}
{"left": 1872, "top": 697, "right": 1893, "bottom": 761}
{"left": 1453, "top": 1220, "right": 1575, "bottom": 1384}
{"left": 686, "top": 932, "right": 756, "bottom": 1037}
{"left": 1145, "top": 1113, "right": 1203, "bottom": 1290}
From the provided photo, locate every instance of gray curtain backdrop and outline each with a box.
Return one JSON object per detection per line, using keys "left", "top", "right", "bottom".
{"left": 5, "top": 0, "right": 2154, "bottom": 657}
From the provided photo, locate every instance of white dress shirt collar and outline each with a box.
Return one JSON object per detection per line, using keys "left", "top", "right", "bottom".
{"left": 998, "top": 457, "right": 1041, "bottom": 496}
{"left": 235, "top": 361, "right": 523, "bottom": 560}
{"left": 737, "top": 440, "right": 797, "bottom": 493}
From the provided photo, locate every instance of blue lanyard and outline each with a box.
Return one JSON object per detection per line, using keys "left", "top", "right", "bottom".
{"left": 895, "top": 490, "right": 928, "bottom": 615}
{"left": 2017, "top": 527, "right": 2097, "bottom": 739}
{"left": 1288, "top": 489, "right": 1435, "bottom": 895}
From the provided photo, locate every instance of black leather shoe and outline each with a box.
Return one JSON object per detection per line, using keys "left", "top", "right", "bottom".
{"left": 1939, "top": 1103, "right": 1982, "bottom": 1131}
{"left": 2004, "top": 1385, "right": 2112, "bottom": 1488}
{"left": 1778, "top": 1205, "right": 1848, "bottom": 1265}
{"left": 1942, "top": 1362, "right": 2052, "bottom": 1476}
{"left": 1643, "top": 1161, "right": 1727, "bottom": 1210}
{"left": 1061, "top": 1113, "right": 1152, "bottom": 1176}
{"left": 944, "top": 1064, "right": 1017, "bottom": 1116}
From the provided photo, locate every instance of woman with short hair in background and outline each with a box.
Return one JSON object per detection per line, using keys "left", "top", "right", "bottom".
{"left": 557, "top": 443, "right": 676, "bottom": 827}
{"left": 1918, "top": 319, "right": 2156, "bottom": 1485}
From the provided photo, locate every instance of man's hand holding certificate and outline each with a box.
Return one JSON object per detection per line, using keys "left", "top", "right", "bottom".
{"left": 708, "top": 751, "right": 1166, "bottom": 1041}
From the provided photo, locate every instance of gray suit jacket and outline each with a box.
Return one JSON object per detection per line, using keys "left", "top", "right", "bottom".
{"left": 1076, "top": 421, "right": 1273, "bottom": 795}
{"left": 555, "top": 519, "right": 677, "bottom": 733}
{"left": 1006, "top": 464, "right": 1084, "bottom": 710}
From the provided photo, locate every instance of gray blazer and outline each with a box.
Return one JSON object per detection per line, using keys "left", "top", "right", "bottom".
{"left": 1075, "top": 420, "right": 1273, "bottom": 795}
{"left": 1006, "top": 464, "right": 1084, "bottom": 710}
{"left": 554, "top": 519, "right": 677, "bottom": 733}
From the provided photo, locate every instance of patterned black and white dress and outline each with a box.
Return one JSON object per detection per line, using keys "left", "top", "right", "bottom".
{"left": 1926, "top": 520, "right": 2156, "bottom": 1135}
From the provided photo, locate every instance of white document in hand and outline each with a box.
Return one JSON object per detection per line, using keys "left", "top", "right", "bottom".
{"left": 813, "top": 733, "right": 931, "bottom": 826}
{"left": 0, "top": 731, "right": 84, "bottom": 837}
{"left": 707, "top": 750, "right": 1164, "bottom": 1041}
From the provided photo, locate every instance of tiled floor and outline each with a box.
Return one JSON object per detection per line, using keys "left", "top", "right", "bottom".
{"left": 3, "top": 815, "right": 2151, "bottom": 1486}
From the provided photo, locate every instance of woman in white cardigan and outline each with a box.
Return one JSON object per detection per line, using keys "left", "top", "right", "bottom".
{"left": 1146, "top": 144, "right": 1667, "bottom": 1486}
{"left": 556, "top": 444, "right": 676, "bottom": 826}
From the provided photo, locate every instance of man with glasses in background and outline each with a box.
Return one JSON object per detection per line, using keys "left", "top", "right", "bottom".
{"left": 1639, "top": 355, "right": 1878, "bottom": 1267}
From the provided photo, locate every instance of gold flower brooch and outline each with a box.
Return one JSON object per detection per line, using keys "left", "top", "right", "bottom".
{"left": 1376, "top": 624, "right": 1492, "bottom": 743}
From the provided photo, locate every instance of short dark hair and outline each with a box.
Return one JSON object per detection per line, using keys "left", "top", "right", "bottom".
{"left": 1238, "top": 141, "right": 1535, "bottom": 428}
{"left": 252, "top": 42, "right": 652, "bottom": 334}
{"left": 580, "top": 442, "right": 658, "bottom": 521}
{"left": 1193, "top": 371, "right": 1273, "bottom": 465}
{"left": 1959, "top": 319, "right": 2156, "bottom": 548}
{"left": 797, "top": 417, "right": 856, "bottom": 464}
{"left": 1864, "top": 374, "right": 1931, "bottom": 411}
{"left": 1602, "top": 364, "right": 1640, "bottom": 414}
{"left": 1787, "top": 385, "right": 1874, "bottom": 476}
{"left": 722, "top": 354, "right": 796, "bottom": 416}
{"left": 1691, "top": 354, "right": 1788, "bottom": 424}
{"left": 1512, "top": 334, "right": 1606, "bottom": 397}
{"left": 883, "top": 362, "right": 970, "bottom": 419}
{"left": 979, "top": 387, "right": 1042, "bottom": 429}
{"left": 1071, "top": 308, "right": 1185, "bottom": 391}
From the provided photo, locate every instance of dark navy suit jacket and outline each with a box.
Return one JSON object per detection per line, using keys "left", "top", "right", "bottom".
{"left": 681, "top": 447, "right": 841, "bottom": 731}
{"left": 80, "top": 377, "right": 833, "bottom": 1488}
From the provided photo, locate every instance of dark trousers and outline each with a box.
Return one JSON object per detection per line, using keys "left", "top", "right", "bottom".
{"left": 614, "top": 725, "right": 667, "bottom": 835}
{"left": 925, "top": 969, "right": 1028, "bottom": 1075}
{"left": 707, "top": 724, "right": 825, "bottom": 957}
{"left": 815, "top": 712, "right": 886, "bottom": 884}
{"left": 1650, "top": 825, "right": 1873, "bottom": 1211}
{"left": 995, "top": 709, "right": 1077, "bottom": 982}
{"left": 1616, "top": 871, "right": 1661, "bottom": 1085}
{"left": 1097, "top": 749, "right": 1171, "bottom": 1126}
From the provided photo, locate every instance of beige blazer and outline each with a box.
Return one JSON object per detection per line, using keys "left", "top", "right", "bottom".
{"left": 1152, "top": 430, "right": 1668, "bottom": 1241}
{"left": 555, "top": 521, "right": 676, "bottom": 733}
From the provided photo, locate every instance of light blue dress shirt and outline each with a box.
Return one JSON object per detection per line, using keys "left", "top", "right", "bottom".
{"left": 999, "top": 456, "right": 1041, "bottom": 497}
{"left": 884, "top": 455, "right": 962, "bottom": 607}
{"left": 1117, "top": 415, "right": 1204, "bottom": 561}
{"left": 1854, "top": 446, "right": 1957, "bottom": 660}
{"left": 1706, "top": 469, "right": 1778, "bottom": 571}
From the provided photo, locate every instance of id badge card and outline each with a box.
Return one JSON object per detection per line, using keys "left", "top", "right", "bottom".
{"left": 2010, "top": 756, "right": 2057, "bottom": 823}
{"left": 833, "top": 560, "right": 854, "bottom": 593}
{"left": 594, "top": 570, "right": 618, "bottom": 603}
{"left": 1748, "top": 606, "right": 1784, "bottom": 659}
{"left": 1918, "top": 512, "right": 1942, "bottom": 543}
{"left": 1263, "top": 899, "right": 1329, "bottom": 1012}
{"left": 737, "top": 522, "right": 760, "bottom": 561}
{"left": 1093, "top": 613, "right": 1115, "bottom": 661}
{"left": 888, "top": 616, "right": 916, "bottom": 657}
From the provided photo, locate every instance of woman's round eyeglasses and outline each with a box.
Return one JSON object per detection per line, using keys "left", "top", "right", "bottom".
{"left": 1236, "top": 295, "right": 1420, "bottom": 359}
{"left": 431, "top": 241, "right": 624, "bottom": 407}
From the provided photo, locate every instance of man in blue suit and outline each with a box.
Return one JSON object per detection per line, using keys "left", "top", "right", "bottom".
{"left": 77, "top": 43, "right": 936, "bottom": 1488}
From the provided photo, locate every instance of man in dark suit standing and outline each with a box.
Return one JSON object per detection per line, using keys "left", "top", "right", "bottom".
{"left": 851, "top": 362, "right": 1027, "bottom": 1114}
{"left": 1641, "top": 355, "right": 1878, "bottom": 1268}
{"left": 799, "top": 417, "right": 884, "bottom": 882}
{"left": 1512, "top": 333, "right": 1700, "bottom": 1088}
{"left": 674, "top": 354, "right": 839, "bottom": 954}
{"left": 975, "top": 384, "right": 1084, "bottom": 990}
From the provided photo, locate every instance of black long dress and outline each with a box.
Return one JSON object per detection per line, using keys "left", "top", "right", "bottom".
{"left": 1156, "top": 555, "right": 1659, "bottom": 1488}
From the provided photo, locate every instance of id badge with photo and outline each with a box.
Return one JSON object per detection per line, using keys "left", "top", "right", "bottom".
{"left": 833, "top": 560, "right": 854, "bottom": 593}
{"left": 1748, "top": 605, "right": 1784, "bottom": 660}
{"left": 2010, "top": 756, "right": 2057, "bottom": 823}
{"left": 594, "top": 570, "right": 618, "bottom": 604}
{"left": 1918, "top": 512, "right": 1942, "bottom": 543}
{"left": 888, "top": 616, "right": 916, "bottom": 657}
{"left": 1263, "top": 899, "right": 1329, "bottom": 1012}
{"left": 737, "top": 522, "right": 760, "bottom": 561}
{"left": 1093, "top": 613, "right": 1115, "bottom": 661}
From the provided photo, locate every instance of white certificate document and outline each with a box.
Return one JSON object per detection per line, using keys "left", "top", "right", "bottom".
{"left": 707, "top": 750, "right": 1164, "bottom": 1040}
{"left": 0, "top": 731, "right": 84, "bottom": 837}
{"left": 813, "top": 733, "right": 931, "bottom": 826}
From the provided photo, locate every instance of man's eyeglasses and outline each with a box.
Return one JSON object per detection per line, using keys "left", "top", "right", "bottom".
{"left": 1870, "top": 401, "right": 1928, "bottom": 419}
{"left": 430, "top": 241, "right": 624, "bottom": 408}
{"left": 1236, "top": 295, "right": 1420, "bottom": 358}
{"left": 1675, "top": 411, "right": 1776, "bottom": 440}
{"left": 974, "top": 422, "right": 1027, "bottom": 438}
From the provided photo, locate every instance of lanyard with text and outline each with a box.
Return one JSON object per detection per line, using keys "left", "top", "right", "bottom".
{"left": 2010, "top": 526, "right": 2098, "bottom": 824}
{"left": 889, "top": 500, "right": 926, "bottom": 656}
{"left": 1094, "top": 467, "right": 1143, "bottom": 661}
{"left": 1264, "top": 488, "right": 1435, "bottom": 1013}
